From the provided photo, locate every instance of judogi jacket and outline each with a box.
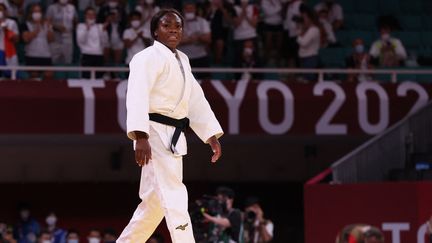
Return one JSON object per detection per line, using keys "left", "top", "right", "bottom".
{"left": 126, "top": 40, "right": 223, "bottom": 155}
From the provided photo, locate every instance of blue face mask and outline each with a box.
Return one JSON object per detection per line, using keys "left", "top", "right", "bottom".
{"left": 68, "top": 240, "right": 79, "bottom": 243}
{"left": 355, "top": 45, "right": 364, "bottom": 54}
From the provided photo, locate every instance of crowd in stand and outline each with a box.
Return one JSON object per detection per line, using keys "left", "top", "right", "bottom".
{"left": 0, "top": 0, "right": 425, "bottom": 81}
{"left": 0, "top": 187, "right": 274, "bottom": 243}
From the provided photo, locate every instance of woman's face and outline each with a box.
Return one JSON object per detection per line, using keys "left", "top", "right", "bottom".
{"left": 155, "top": 13, "right": 183, "bottom": 50}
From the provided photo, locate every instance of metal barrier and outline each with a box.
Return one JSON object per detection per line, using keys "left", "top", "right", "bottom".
{"left": 331, "top": 100, "right": 432, "bottom": 183}
{"left": 1, "top": 66, "right": 432, "bottom": 82}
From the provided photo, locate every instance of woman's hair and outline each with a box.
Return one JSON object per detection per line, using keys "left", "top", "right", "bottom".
{"left": 150, "top": 8, "right": 184, "bottom": 39}
{"left": 84, "top": 6, "right": 96, "bottom": 16}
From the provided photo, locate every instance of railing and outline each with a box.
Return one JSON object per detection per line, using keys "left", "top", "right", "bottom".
{"left": 331, "top": 100, "right": 432, "bottom": 183}
{"left": 1, "top": 66, "right": 432, "bottom": 82}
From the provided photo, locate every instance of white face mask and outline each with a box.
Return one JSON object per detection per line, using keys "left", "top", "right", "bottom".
{"left": 67, "top": 240, "right": 79, "bottom": 243}
{"left": 355, "top": 44, "right": 364, "bottom": 54}
{"left": 88, "top": 238, "right": 100, "bottom": 243}
{"left": 108, "top": 1, "right": 118, "bottom": 8}
{"left": 32, "top": 12, "right": 42, "bottom": 21}
{"left": 184, "top": 12, "right": 195, "bottom": 20}
{"left": 46, "top": 216, "right": 57, "bottom": 226}
{"left": 243, "top": 47, "right": 253, "bottom": 56}
{"left": 381, "top": 33, "right": 390, "bottom": 41}
{"left": 131, "top": 20, "right": 141, "bottom": 28}
{"left": 86, "top": 19, "right": 95, "bottom": 25}
{"left": 42, "top": 240, "right": 51, "bottom": 243}
{"left": 59, "top": 0, "right": 68, "bottom": 5}
{"left": 145, "top": 0, "right": 154, "bottom": 4}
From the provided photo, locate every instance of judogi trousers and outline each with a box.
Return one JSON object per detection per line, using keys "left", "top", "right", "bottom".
{"left": 117, "top": 126, "right": 195, "bottom": 243}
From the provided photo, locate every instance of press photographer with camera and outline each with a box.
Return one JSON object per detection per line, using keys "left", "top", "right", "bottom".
{"left": 243, "top": 197, "right": 274, "bottom": 243}
{"left": 202, "top": 187, "right": 243, "bottom": 243}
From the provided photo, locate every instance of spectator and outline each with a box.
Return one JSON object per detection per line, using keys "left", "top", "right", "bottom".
{"left": 102, "top": 229, "right": 116, "bottom": 243}
{"left": 282, "top": 0, "right": 303, "bottom": 68}
{"left": 205, "top": 0, "right": 235, "bottom": 65}
{"left": 239, "top": 39, "right": 258, "bottom": 80}
{"left": 123, "top": 11, "right": 151, "bottom": 64}
{"left": 427, "top": 214, "right": 432, "bottom": 243}
{"left": 14, "top": 204, "right": 41, "bottom": 243}
{"left": 76, "top": 6, "right": 108, "bottom": 79}
{"left": 296, "top": 5, "right": 321, "bottom": 81}
{"left": 0, "top": 3, "right": 19, "bottom": 77}
{"left": 44, "top": 212, "right": 67, "bottom": 243}
{"left": 37, "top": 231, "right": 52, "bottom": 243}
{"left": 363, "top": 227, "right": 384, "bottom": 243}
{"left": 318, "top": 7, "right": 337, "bottom": 47}
{"left": 232, "top": 0, "right": 258, "bottom": 79}
{"left": 178, "top": 1, "right": 211, "bottom": 80}
{"left": 203, "top": 186, "right": 243, "bottom": 243}
{"left": 242, "top": 197, "right": 274, "bottom": 243}
{"left": 65, "top": 230, "right": 79, "bottom": 243}
{"left": 369, "top": 24, "right": 407, "bottom": 67}
{"left": 86, "top": 229, "right": 101, "bottom": 243}
{"left": 45, "top": 0, "right": 78, "bottom": 66}
{"left": 1, "top": 224, "right": 17, "bottom": 243}
{"left": 97, "top": 0, "right": 126, "bottom": 70}
{"left": 135, "top": 0, "right": 160, "bottom": 31}
{"left": 346, "top": 38, "right": 373, "bottom": 82}
{"left": 146, "top": 233, "right": 164, "bottom": 243}
{"left": 260, "top": 0, "right": 283, "bottom": 65}
{"left": 21, "top": 3, "right": 54, "bottom": 79}
{"left": 314, "top": 0, "right": 343, "bottom": 31}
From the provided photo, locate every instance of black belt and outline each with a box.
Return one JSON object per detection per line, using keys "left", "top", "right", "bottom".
{"left": 149, "top": 113, "right": 190, "bottom": 153}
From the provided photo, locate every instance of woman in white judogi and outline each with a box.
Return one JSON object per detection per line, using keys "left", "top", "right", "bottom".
{"left": 117, "top": 9, "right": 223, "bottom": 243}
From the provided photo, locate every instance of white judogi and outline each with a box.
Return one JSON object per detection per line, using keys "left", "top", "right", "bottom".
{"left": 117, "top": 41, "right": 223, "bottom": 243}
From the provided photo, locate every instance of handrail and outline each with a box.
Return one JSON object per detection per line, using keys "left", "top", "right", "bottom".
{"left": 1, "top": 66, "right": 432, "bottom": 82}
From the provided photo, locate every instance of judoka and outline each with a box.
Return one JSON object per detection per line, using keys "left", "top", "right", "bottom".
{"left": 117, "top": 8, "right": 223, "bottom": 243}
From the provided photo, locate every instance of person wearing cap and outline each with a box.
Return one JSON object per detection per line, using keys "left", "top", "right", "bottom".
{"left": 243, "top": 197, "right": 274, "bottom": 243}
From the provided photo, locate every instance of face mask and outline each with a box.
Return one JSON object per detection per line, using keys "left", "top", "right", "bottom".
{"left": 355, "top": 44, "right": 364, "bottom": 54}
{"left": 67, "top": 240, "right": 79, "bottom": 243}
{"left": 59, "top": 0, "right": 68, "bottom": 5}
{"left": 243, "top": 47, "right": 253, "bottom": 56}
{"left": 20, "top": 210, "right": 30, "bottom": 220}
{"left": 32, "top": 12, "right": 42, "bottom": 21}
{"left": 88, "top": 238, "right": 100, "bottom": 243}
{"left": 108, "top": 1, "right": 118, "bottom": 8}
{"left": 86, "top": 19, "right": 95, "bottom": 25}
{"left": 131, "top": 20, "right": 141, "bottom": 28}
{"left": 184, "top": 12, "right": 195, "bottom": 20}
{"left": 46, "top": 216, "right": 57, "bottom": 226}
{"left": 42, "top": 240, "right": 51, "bottom": 243}
{"left": 145, "top": 0, "right": 154, "bottom": 4}
{"left": 381, "top": 33, "right": 390, "bottom": 41}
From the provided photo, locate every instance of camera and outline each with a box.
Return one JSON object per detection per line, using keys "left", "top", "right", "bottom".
{"left": 246, "top": 210, "right": 257, "bottom": 223}
{"left": 189, "top": 195, "right": 227, "bottom": 243}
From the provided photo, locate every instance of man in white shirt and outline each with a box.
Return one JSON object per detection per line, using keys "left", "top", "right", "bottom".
{"left": 369, "top": 25, "right": 407, "bottom": 67}
{"left": 123, "top": 11, "right": 152, "bottom": 64}
{"left": 283, "top": 0, "right": 303, "bottom": 67}
{"left": 314, "top": 0, "right": 343, "bottom": 30}
{"left": 178, "top": 1, "right": 211, "bottom": 80}
{"left": 76, "top": 7, "right": 108, "bottom": 78}
{"left": 117, "top": 9, "right": 223, "bottom": 243}
{"left": 46, "top": 0, "right": 77, "bottom": 65}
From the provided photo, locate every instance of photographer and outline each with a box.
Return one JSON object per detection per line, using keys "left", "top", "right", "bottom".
{"left": 203, "top": 187, "right": 243, "bottom": 243}
{"left": 243, "top": 197, "right": 274, "bottom": 243}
